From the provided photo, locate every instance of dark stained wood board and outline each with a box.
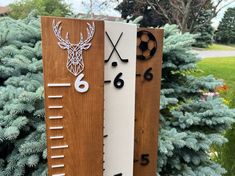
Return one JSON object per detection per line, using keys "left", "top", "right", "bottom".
{"left": 41, "top": 16, "right": 104, "bottom": 176}
{"left": 134, "top": 28, "right": 164, "bottom": 176}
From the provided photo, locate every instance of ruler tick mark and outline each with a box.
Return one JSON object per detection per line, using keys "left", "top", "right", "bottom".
{"left": 51, "top": 145, "right": 68, "bottom": 149}
{"left": 48, "top": 95, "right": 63, "bottom": 99}
{"left": 104, "top": 80, "right": 111, "bottom": 84}
{"left": 49, "top": 116, "right": 63, "bottom": 120}
{"left": 48, "top": 83, "right": 71, "bottom": 87}
{"left": 49, "top": 106, "right": 63, "bottom": 109}
{"left": 49, "top": 126, "right": 63, "bottom": 130}
{"left": 52, "top": 164, "right": 65, "bottom": 169}
{"left": 50, "top": 136, "right": 64, "bottom": 139}
{"left": 51, "top": 155, "right": 64, "bottom": 159}
{"left": 52, "top": 174, "right": 65, "bottom": 176}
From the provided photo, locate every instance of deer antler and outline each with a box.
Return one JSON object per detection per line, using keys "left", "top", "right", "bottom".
{"left": 80, "top": 22, "right": 95, "bottom": 45}
{"left": 52, "top": 20, "right": 70, "bottom": 49}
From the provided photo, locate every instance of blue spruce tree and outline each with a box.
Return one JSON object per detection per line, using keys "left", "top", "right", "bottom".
{"left": 0, "top": 12, "right": 47, "bottom": 175}
{"left": 158, "top": 24, "right": 235, "bottom": 175}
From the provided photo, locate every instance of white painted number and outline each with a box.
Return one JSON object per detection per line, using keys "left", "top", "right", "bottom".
{"left": 75, "top": 73, "right": 89, "bottom": 93}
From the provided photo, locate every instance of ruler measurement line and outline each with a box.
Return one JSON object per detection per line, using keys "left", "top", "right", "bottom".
{"left": 52, "top": 174, "right": 65, "bottom": 176}
{"left": 49, "top": 126, "right": 63, "bottom": 130}
{"left": 49, "top": 106, "right": 63, "bottom": 109}
{"left": 50, "top": 136, "right": 64, "bottom": 139}
{"left": 51, "top": 155, "right": 64, "bottom": 159}
{"left": 48, "top": 95, "right": 63, "bottom": 99}
{"left": 48, "top": 83, "right": 71, "bottom": 87}
{"left": 51, "top": 145, "right": 68, "bottom": 149}
{"left": 51, "top": 164, "right": 65, "bottom": 169}
{"left": 104, "top": 80, "right": 111, "bottom": 84}
{"left": 49, "top": 116, "right": 63, "bottom": 120}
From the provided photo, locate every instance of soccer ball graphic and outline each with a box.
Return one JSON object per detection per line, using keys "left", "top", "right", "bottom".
{"left": 137, "top": 30, "right": 157, "bottom": 60}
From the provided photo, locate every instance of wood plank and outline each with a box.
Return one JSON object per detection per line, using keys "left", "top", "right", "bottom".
{"left": 134, "top": 28, "right": 164, "bottom": 176}
{"left": 41, "top": 16, "right": 104, "bottom": 176}
{"left": 103, "top": 21, "right": 137, "bottom": 176}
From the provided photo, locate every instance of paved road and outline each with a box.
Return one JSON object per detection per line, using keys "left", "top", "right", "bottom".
{"left": 193, "top": 50, "right": 235, "bottom": 58}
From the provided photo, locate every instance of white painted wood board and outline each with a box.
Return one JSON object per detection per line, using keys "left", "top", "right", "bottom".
{"left": 104, "top": 21, "right": 137, "bottom": 176}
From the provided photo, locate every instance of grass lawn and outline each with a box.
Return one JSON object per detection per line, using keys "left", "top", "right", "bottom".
{"left": 197, "top": 57, "right": 235, "bottom": 176}
{"left": 196, "top": 57, "right": 235, "bottom": 176}
{"left": 194, "top": 57, "right": 235, "bottom": 107}
{"left": 206, "top": 44, "right": 235, "bottom": 51}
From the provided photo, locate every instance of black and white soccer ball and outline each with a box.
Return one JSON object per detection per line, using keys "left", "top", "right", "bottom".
{"left": 137, "top": 30, "right": 157, "bottom": 61}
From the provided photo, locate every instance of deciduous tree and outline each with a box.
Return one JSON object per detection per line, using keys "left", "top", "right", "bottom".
{"left": 81, "top": 0, "right": 119, "bottom": 16}
{"left": 116, "top": 0, "right": 235, "bottom": 33}
{"left": 9, "top": 0, "right": 72, "bottom": 19}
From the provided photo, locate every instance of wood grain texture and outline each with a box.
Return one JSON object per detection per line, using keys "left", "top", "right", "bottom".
{"left": 134, "top": 28, "right": 163, "bottom": 176}
{"left": 41, "top": 16, "right": 104, "bottom": 176}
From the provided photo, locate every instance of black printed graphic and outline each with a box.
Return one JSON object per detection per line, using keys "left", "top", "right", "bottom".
{"left": 105, "top": 32, "right": 129, "bottom": 63}
{"left": 114, "top": 73, "right": 124, "bottom": 89}
{"left": 137, "top": 31, "right": 157, "bottom": 61}
{"left": 105, "top": 32, "right": 129, "bottom": 89}
{"left": 140, "top": 154, "right": 150, "bottom": 166}
{"left": 144, "top": 67, "right": 153, "bottom": 81}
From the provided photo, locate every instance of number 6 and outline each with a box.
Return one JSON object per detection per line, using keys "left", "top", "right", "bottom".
{"left": 75, "top": 73, "right": 89, "bottom": 93}
{"left": 114, "top": 72, "right": 124, "bottom": 89}
{"left": 144, "top": 67, "right": 153, "bottom": 81}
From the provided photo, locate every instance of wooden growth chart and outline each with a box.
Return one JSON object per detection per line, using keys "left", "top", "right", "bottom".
{"left": 134, "top": 28, "right": 163, "bottom": 176}
{"left": 41, "top": 17, "right": 104, "bottom": 176}
{"left": 104, "top": 21, "right": 137, "bottom": 176}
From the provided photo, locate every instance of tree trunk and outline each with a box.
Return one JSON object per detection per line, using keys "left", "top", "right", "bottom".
{"left": 181, "top": 0, "right": 192, "bottom": 33}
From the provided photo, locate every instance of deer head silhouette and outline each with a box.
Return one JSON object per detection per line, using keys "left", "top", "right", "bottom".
{"left": 52, "top": 20, "right": 95, "bottom": 76}
{"left": 52, "top": 20, "right": 95, "bottom": 93}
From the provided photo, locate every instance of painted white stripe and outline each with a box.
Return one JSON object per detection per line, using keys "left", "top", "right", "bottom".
{"left": 49, "top": 126, "right": 63, "bottom": 130}
{"left": 51, "top": 155, "right": 64, "bottom": 159}
{"left": 48, "top": 83, "right": 71, "bottom": 87}
{"left": 50, "top": 136, "right": 64, "bottom": 139}
{"left": 52, "top": 174, "right": 65, "bottom": 176}
{"left": 49, "top": 116, "right": 63, "bottom": 120}
{"left": 51, "top": 145, "right": 68, "bottom": 149}
{"left": 48, "top": 95, "right": 63, "bottom": 99}
{"left": 48, "top": 106, "right": 63, "bottom": 109}
{"left": 52, "top": 164, "right": 65, "bottom": 169}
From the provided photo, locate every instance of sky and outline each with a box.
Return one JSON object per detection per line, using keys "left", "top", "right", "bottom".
{"left": 0, "top": 0, "right": 235, "bottom": 28}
